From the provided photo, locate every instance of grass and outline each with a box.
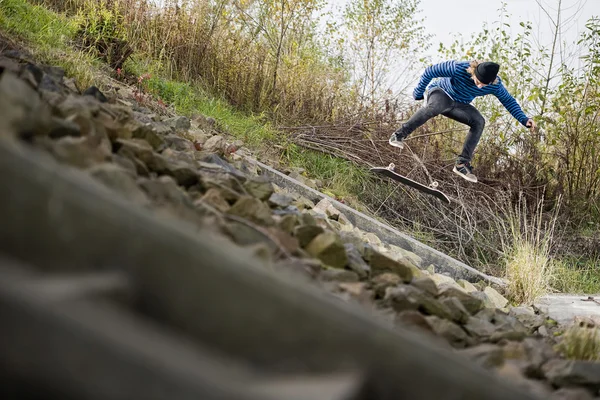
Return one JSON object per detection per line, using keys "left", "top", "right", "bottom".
{"left": 551, "top": 256, "right": 600, "bottom": 294}
{"left": 499, "top": 194, "right": 559, "bottom": 305}
{"left": 555, "top": 325, "right": 600, "bottom": 361}
{"left": 0, "top": 0, "right": 102, "bottom": 88}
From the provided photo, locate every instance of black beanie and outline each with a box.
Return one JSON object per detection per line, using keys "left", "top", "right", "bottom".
{"left": 475, "top": 62, "right": 500, "bottom": 84}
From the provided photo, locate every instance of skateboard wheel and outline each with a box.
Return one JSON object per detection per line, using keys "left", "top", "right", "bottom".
{"left": 388, "top": 163, "right": 395, "bottom": 170}
{"left": 429, "top": 181, "right": 439, "bottom": 188}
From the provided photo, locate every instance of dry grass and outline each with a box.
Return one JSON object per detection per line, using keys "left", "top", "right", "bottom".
{"left": 555, "top": 325, "right": 600, "bottom": 361}
{"left": 498, "top": 193, "right": 560, "bottom": 305}
{"left": 36, "top": 0, "right": 356, "bottom": 123}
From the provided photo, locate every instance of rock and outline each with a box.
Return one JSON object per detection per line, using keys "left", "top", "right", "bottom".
{"left": 161, "top": 156, "right": 200, "bottom": 188}
{"left": 115, "top": 138, "right": 154, "bottom": 165}
{"left": 138, "top": 175, "right": 194, "bottom": 208}
{"left": 0, "top": 71, "right": 53, "bottom": 139}
{"left": 362, "top": 232, "right": 382, "bottom": 247}
{"left": 542, "top": 360, "right": 600, "bottom": 391}
{"left": 111, "top": 154, "right": 138, "bottom": 177}
{"left": 371, "top": 273, "right": 401, "bottom": 299}
{"left": 132, "top": 124, "right": 166, "bottom": 150}
{"left": 464, "top": 308, "right": 528, "bottom": 342}
{"left": 339, "top": 231, "right": 366, "bottom": 253}
{"left": 364, "top": 247, "right": 413, "bottom": 283}
{"left": 244, "top": 177, "right": 274, "bottom": 201}
{"left": 44, "top": 134, "right": 112, "bottom": 169}
{"left": 293, "top": 196, "right": 316, "bottom": 210}
{"left": 538, "top": 325, "right": 550, "bottom": 337}
{"left": 509, "top": 306, "right": 546, "bottom": 332}
{"left": 457, "top": 343, "right": 505, "bottom": 369}
{"left": 47, "top": 116, "right": 81, "bottom": 139}
{"left": 223, "top": 220, "right": 274, "bottom": 249}
{"left": 266, "top": 227, "right": 300, "bottom": 255}
{"left": 88, "top": 163, "right": 150, "bottom": 205}
{"left": 273, "top": 257, "right": 320, "bottom": 280}
{"left": 138, "top": 175, "right": 210, "bottom": 226}
{"left": 294, "top": 224, "right": 325, "bottom": 248}
{"left": 164, "top": 134, "right": 195, "bottom": 151}
{"left": 82, "top": 86, "right": 108, "bottom": 102}
{"left": 305, "top": 231, "right": 348, "bottom": 269}
{"left": 470, "top": 290, "right": 496, "bottom": 309}
{"left": 344, "top": 244, "right": 370, "bottom": 280}
{"left": 411, "top": 277, "right": 438, "bottom": 297}
{"left": 395, "top": 310, "right": 434, "bottom": 334}
{"left": 425, "top": 316, "right": 473, "bottom": 348}
{"left": 319, "top": 269, "right": 359, "bottom": 283}
{"left": 463, "top": 315, "right": 498, "bottom": 339}
{"left": 299, "top": 212, "right": 317, "bottom": 226}
{"left": 268, "top": 193, "right": 294, "bottom": 208}
{"left": 385, "top": 284, "right": 455, "bottom": 321}
{"left": 204, "top": 135, "right": 226, "bottom": 154}
{"left": 149, "top": 121, "right": 173, "bottom": 136}
{"left": 503, "top": 338, "right": 557, "bottom": 379}
{"left": 495, "top": 361, "right": 553, "bottom": 398}
{"left": 387, "top": 245, "right": 423, "bottom": 267}
{"left": 483, "top": 286, "right": 509, "bottom": 309}
{"left": 550, "top": 388, "right": 596, "bottom": 400}
{"left": 430, "top": 273, "right": 462, "bottom": 290}
{"left": 198, "top": 188, "right": 231, "bottom": 213}
{"left": 313, "top": 198, "right": 341, "bottom": 220}
{"left": 440, "top": 297, "right": 471, "bottom": 324}
{"left": 277, "top": 214, "right": 298, "bottom": 234}
{"left": 164, "top": 116, "right": 191, "bottom": 131}
{"left": 337, "top": 282, "right": 371, "bottom": 303}
{"left": 438, "top": 286, "right": 484, "bottom": 315}
{"left": 244, "top": 243, "right": 273, "bottom": 267}
{"left": 458, "top": 279, "right": 479, "bottom": 293}
{"left": 226, "top": 196, "right": 275, "bottom": 226}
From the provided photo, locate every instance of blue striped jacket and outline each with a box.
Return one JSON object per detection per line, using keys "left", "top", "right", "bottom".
{"left": 413, "top": 60, "right": 530, "bottom": 127}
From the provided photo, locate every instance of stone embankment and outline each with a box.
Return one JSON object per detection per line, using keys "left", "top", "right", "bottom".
{"left": 1, "top": 45, "right": 599, "bottom": 400}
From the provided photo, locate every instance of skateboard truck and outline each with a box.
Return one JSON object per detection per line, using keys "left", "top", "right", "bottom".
{"left": 386, "top": 163, "right": 439, "bottom": 189}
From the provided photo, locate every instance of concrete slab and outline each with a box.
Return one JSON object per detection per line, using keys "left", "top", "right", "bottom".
{"left": 245, "top": 156, "right": 505, "bottom": 286}
{"left": 535, "top": 294, "right": 600, "bottom": 326}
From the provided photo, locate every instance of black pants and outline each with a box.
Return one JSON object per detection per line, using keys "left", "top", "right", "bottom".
{"left": 395, "top": 88, "right": 485, "bottom": 163}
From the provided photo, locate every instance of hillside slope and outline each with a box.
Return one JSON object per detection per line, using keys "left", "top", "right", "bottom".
{"left": 2, "top": 33, "right": 600, "bottom": 399}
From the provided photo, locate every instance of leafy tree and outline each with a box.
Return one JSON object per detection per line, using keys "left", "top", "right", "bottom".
{"left": 339, "top": 0, "right": 430, "bottom": 114}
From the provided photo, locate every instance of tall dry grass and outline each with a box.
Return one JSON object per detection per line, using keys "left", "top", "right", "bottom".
{"left": 36, "top": 0, "right": 357, "bottom": 123}
{"left": 497, "top": 193, "right": 560, "bottom": 305}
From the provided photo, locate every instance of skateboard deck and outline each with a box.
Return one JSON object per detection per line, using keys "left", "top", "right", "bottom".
{"left": 370, "top": 163, "right": 450, "bottom": 204}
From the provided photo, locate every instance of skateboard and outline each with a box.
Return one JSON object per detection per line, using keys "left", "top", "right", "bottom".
{"left": 370, "top": 163, "right": 450, "bottom": 204}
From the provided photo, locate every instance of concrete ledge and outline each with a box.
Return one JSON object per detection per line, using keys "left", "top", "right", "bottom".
{"left": 535, "top": 294, "right": 600, "bottom": 326}
{"left": 248, "top": 157, "right": 504, "bottom": 286}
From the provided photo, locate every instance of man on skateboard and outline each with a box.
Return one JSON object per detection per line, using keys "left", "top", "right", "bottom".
{"left": 388, "top": 60, "right": 536, "bottom": 183}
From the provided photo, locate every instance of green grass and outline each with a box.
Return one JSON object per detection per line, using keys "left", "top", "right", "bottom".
{"left": 551, "top": 256, "right": 600, "bottom": 294}
{"left": 280, "top": 143, "right": 370, "bottom": 199}
{"left": 0, "top": 0, "right": 103, "bottom": 87}
{"left": 0, "top": 0, "right": 77, "bottom": 43}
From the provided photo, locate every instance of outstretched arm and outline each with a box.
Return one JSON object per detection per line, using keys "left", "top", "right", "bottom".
{"left": 413, "top": 60, "right": 457, "bottom": 100}
{"left": 494, "top": 84, "right": 533, "bottom": 129}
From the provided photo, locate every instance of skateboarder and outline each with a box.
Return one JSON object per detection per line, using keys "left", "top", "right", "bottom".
{"left": 388, "top": 60, "right": 536, "bottom": 183}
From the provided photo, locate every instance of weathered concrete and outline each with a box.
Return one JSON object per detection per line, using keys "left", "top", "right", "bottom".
{"left": 535, "top": 294, "right": 600, "bottom": 326}
{"left": 246, "top": 157, "right": 504, "bottom": 286}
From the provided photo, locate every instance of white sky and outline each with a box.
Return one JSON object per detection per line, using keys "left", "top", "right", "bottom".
{"left": 417, "top": 0, "right": 600, "bottom": 59}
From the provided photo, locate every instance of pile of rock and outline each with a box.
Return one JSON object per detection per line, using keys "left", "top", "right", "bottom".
{"left": 1, "top": 48, "right": 600, "bottom": 400}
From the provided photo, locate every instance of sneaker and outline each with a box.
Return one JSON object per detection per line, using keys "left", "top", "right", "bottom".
{"left": 453, "top": 162, "right": 477, "bottom": 183}
{"left": 388, "top": 133, "right": 405, "bottom": 149}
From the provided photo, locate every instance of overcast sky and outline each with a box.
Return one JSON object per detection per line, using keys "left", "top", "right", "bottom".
{"left": 417, "top": 0, "right": 600, "bottom": 58}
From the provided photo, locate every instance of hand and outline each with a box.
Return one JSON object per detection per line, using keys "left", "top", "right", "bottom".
{"left": 526, "top": 118, "right": 537, "bottom": 132}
